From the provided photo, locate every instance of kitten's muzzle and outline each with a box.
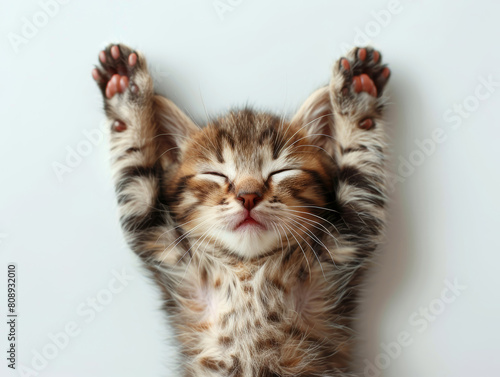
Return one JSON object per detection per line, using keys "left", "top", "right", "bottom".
{"left": 237, "top": 193, "right": 262, "bottom": 211}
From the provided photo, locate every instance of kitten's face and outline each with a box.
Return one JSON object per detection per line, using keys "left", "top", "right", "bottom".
{"left": 168, "top": 110, "right": 335, "bottom": 259}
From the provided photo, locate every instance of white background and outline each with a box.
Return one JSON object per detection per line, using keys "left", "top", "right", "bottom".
{"left": 1, "top": 1, "right": 500, "bottom": 376}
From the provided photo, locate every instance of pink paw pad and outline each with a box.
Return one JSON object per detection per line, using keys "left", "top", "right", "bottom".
{"left": 338, "top": 47, "right": 389, "bottom": 110}
{"left": 119, "top": 76, "right": 129, "bottom": 92}
{"left": 111, "top": 45, "right": 120, "bottom": 59}
{"left": 353, "top": 74, "right": 377, "bottom": 97}
{"left": 358, "top": 48, "right": 367, "bottom": 61}
{"left": 361, "top": 74, "right": 377, "bottom": 97}
{"left": 91, "top": 68, "right": 100, "bottom": 81}
{"left": 353, "top": 76, "right": 362, "bottom": 93}
{"left": 113, "top": 120, "right": 127, "bottom": 132}
{"left": 359, "top": 118, "right": 374, "bottom": 130}
{"left": 105, "top": 74, "right": 131, "bottom": 98}
{"left": 341, "top": 58, "right": 350, "bottom": 70}
{"left": 93, "top": 45, "right": 139, "bottom": 99}
{"left": 128, "top": 53, "right": 137, "bottom": 66}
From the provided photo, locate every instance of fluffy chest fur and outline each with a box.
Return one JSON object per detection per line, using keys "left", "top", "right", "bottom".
{"left": 159, "top": 248, "right": 354, "bottom": 376}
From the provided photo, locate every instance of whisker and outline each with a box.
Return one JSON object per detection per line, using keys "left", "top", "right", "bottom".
{"left": 195, "top": 88, "right": 223, "bottom": 155}
{"left": 286, "top": 133, "right": 336, "bottom": 149}
{"left": 279, "top": 217, "right": 327, "bottom": 278}
{"left": 154, "top": 214, "right": 213, "bottom": 243}
{"left": 276, "top": 113, "right": 334, "bottom": 157}
{"left": 287, "top": 144, "right": 337, "bottom": 163}
{"left": 281, "top": 209, "right": 336, "bottom": 237}
{"left": 281, "top": 210, "right": 340, "bottom": 248}
{"left": 197, "top": 222, "right": 226, "bottom": 271}
{"left": 153, "top": 132, "right": 212, "bottom": 156}
{"left": 288, "top": 205, "right": 340, "bottom": 214}
{"left": 283, "top": 208, "right": 341, "bottom": 236}
{"left": 284, "top": 215, "right": 337, "bottom": 269}
{"left": 154, "top": 146, "right": 181, "bottom": 163}
{"left": 158, "top": 217, "right": 213, "bottom": 264}
{"left": 272, "top": 222, "right": 286, "bottom": 259}
{"left": 277, "top": 219, "right": 312, "bottom": 281}
{"left": 276, "top": 222, "right": 293, "bottom": 260}
{"left": 180, "top": 223, "right": 219, "bottom": 281}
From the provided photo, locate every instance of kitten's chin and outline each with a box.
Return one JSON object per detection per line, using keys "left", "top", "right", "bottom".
{"left": 216, "top": 228, "right": 279, "bottom": 259}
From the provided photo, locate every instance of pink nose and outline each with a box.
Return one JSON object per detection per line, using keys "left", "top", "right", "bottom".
{"left": 237, "top": 193, "right": 261, "bottom": 211}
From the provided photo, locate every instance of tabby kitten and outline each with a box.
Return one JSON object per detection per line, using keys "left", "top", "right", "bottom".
{"left": 92, "top": 44, "right": 390, "bottom": 377}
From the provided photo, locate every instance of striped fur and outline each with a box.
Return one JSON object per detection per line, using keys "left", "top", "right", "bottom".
{"left": 94, "top": 44, "right": 390, "bottom": 376}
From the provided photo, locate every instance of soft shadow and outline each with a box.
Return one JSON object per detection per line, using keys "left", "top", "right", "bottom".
{"left": 354, "top": 71, "right": 423, "bottom": 375}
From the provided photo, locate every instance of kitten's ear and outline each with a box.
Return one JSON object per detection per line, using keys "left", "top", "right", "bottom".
{"left": 290, "top": 87, "right": 335, "bottom": 156}
{"left": 153, "top": 95, "right": 199, "bottom": 163}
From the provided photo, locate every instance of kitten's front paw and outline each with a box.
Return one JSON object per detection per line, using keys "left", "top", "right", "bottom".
{"left": 332, "top": 47, "right": 390, "bottom": 129}
{"left": 92, "top": 44, "right": 151, "bottom": 100}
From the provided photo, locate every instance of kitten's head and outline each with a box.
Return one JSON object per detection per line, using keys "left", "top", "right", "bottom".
{"left": 164, "top": 93, "right": 335, "bottom": 259}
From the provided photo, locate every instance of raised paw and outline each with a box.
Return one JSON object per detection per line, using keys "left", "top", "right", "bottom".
{"left": 333, "top": 47, "right": 390, "bottom": 129}
{"left": 92, "top": 44, "right": 146, "bottom": 99}
{"left": 338, "top": 47, "right": 390, "bottom": 98}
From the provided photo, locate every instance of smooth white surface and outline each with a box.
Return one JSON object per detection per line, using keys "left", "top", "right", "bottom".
{"left": 2, "top": 1, "right": 500, "bottom": 376}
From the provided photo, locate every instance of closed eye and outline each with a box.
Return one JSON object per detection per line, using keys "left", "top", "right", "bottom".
{"left": 268, "top": 169, "right": 301, "bottom": 181}
{"left": 201, "top": 172, "right": 228, "bottom": 179}
{"left": 269, "top": 169, "right": 297, "bottom": 177}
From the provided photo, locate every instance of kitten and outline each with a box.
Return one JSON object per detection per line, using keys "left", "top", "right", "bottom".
{"left": 92, "top": 44, "right": 390, "bottom": 377}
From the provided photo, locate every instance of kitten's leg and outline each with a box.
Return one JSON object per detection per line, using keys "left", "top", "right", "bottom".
{"left": 92, "top": 44, "right": 197, "bottom": 264}
{"left": 328, "top": 47, "right": 391, "bottom": 260}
